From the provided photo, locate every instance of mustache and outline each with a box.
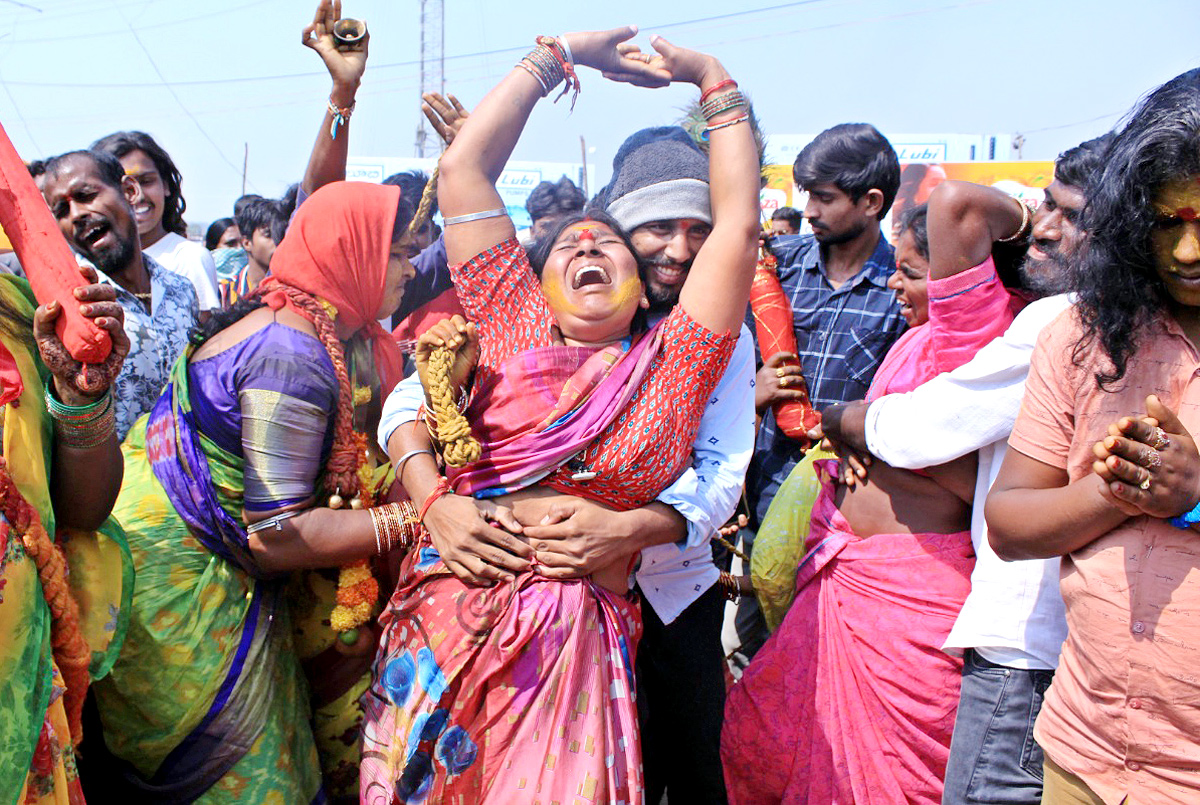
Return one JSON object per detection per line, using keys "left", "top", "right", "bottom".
{"left": 1032, "top": 237, "right": 1060, "bottom": 257}
{"left": 647, "top": 255, "right": 693, "bottom": 272}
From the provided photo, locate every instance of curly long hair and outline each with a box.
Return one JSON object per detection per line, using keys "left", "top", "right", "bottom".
{"left": 91, "top": 131, "right": 188, "bottom": 237}
{"left": 1072, "top": 68, "right": 1200, "bottom": 389}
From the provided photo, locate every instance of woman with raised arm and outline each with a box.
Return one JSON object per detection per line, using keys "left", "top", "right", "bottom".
{"left": 360, "top": 27, "right": 758, "bottom": 804}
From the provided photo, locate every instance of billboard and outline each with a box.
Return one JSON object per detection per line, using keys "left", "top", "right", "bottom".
{"left": 760, "top": 160, "right": 1055, "bottom": 242}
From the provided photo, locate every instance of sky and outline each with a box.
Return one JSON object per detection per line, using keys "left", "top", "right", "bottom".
{"left": 1, "top": 0, "right": 1197, "bottom": 226}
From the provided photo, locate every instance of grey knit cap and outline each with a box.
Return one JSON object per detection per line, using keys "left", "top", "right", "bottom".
{"left": 601, "top": 126, "right": 711, "bottom": 231}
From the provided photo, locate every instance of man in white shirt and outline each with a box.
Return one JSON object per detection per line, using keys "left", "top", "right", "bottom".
{"left": 91, "top": 131, "right": 221, "bottom": 313}
{"left": 816, "top": 134, "right": 1110, "bottom": 805}
{"left": 379, "top": 126, "right": 755, "bottom": 805}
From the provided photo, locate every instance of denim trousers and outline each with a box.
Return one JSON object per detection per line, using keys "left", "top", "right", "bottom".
{"left": 942, "top": 649, "right": 1055, "bottom": 805}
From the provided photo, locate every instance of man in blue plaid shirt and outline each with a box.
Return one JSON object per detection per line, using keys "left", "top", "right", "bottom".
{"left": 737, "top": 123, "right": 907, "bottom": 656}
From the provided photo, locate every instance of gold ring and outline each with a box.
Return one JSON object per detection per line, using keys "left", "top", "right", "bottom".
{"left": 1150, "top": 427, "right": 1170, "bottom": 450}
{"left": 780, "top": 376, "right": 789, "bottom": 387}
{"left": 775, "top": 367, "right": 787, "bottom": 378}
{"left": 1140, "top": 476, "right": 1152, "bottom": 491}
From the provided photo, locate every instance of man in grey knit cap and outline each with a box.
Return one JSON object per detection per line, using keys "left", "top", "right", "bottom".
{"left": 545, "top": 125, "right": 754, "bottom": 804}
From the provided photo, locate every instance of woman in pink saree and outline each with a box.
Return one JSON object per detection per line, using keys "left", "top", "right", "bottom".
{"left": 723, "top": 186, "right": 1034, "bottom": 804}
{"left": 361, "top": 28, "right": 760, "bottom": 804}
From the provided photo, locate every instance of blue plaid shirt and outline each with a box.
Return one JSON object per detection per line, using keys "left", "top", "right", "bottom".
{"left": 747, "top": 231, "right": 907, "bottom": 526}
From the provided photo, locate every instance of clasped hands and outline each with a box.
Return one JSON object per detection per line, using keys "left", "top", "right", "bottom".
{"left": 423, "top": 491, "right": 635, "bottom": 587}
{"left": 1091, "top": 394, "right": 1200, "bottom": 521}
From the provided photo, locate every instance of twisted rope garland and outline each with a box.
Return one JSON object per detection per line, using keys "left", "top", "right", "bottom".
{"left": 424, "top": 345, "right": 480, "bottom": 468}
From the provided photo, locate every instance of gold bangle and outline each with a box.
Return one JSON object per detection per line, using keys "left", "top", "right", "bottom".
{"left": 996, "top": 196, "right": 1032, "bottom": 243}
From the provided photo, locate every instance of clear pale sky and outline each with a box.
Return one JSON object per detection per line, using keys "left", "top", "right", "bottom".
{"left": 1, "top": 0, "right": 1196, "bottom": 225}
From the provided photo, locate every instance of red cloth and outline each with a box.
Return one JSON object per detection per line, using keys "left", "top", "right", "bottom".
{"left": 0, "top": 120, "right": 110, "bottom": 365}
{"left": 749, "top": 259, "right": 819, "bottom": 446}
{"left": 722, "top": 462, "right": 974, "bottom": 804}
{"left": 258, "top": 181, "right": 404, "bottom": 394}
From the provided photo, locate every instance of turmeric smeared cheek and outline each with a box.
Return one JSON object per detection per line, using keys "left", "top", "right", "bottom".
{"left": 540, "top": 275, "right": 642, "bottom": 318}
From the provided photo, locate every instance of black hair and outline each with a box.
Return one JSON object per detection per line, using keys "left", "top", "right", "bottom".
{"left": 234, "top": 199, "right": 288, "bottom": 246}
{"left": 527, "top": 208, "right": 649, "bottom": 333}
{"left": 90, "top": 131, "right": 187, "bottom": 236}
{"left": 526, "top": 176, "right": 586, "bottom": 222}
{"left": 1053, "top": 132, "right": 1115, "bottom": 190}
{"left": 792, "top": 123, "right": 901, "bottom": 219}
{"left": 205, "top": 217, "right": 237, "bottom": 250}
{"left": 43, "top": 149, "right": 126, "bottom": 189}
{"left": 27, "top": 159, "right": 45, "bottom": 179}
{"left": 771, "top": 206, "right": 803, "bottom": 229}
{"left": 391, "top": 191, "right": 417, "bottom": 244}
{"left": 1072, "top": 68, "right": 1200, "bottom": 389}
{"left": 278, "top": 184, "right": 301, "bottom": 222}
{"left": 383, "top": 170, "right": 436, "bottom": 217}
{"left": 896, "top": 203, "right": 930, "bottom": 261}
{"left": 233, "top": 193, "right": 263, "bottom": 219}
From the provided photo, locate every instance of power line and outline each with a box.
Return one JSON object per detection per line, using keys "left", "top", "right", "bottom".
{"left": 3, "top": 0, "right": 838, "bottom": 89}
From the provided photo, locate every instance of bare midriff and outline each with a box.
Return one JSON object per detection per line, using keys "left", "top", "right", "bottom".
{"left": 833, "top": 460, "right": 971, "bottom": 538}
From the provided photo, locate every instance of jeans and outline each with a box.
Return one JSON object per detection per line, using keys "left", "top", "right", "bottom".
{"left": 942, "top": 649, "right": 1054, "bottom": 805}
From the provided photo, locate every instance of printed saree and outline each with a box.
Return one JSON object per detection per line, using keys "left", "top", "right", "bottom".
{"left": 92, "top": 348, "right": 323, "bottom": 804}
{"left": 0, "top": 276, "right": 131, "bottom": 805}
{"left": 361, "top": 328, "right": 665, "bottom": 805}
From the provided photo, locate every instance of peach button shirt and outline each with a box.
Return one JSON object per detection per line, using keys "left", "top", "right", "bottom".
{"left": 1009, "top": 309, "right": 1200, "bottom": 805}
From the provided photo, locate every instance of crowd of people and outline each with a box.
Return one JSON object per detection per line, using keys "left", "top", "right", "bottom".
{"left": 2, "top": 3, "right": 1200, "bottom": 804}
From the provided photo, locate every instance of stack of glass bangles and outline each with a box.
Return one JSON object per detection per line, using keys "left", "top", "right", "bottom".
{"left": 44, "top": 389, "right": 115, "bottom": 449}
{"left": 370, "top": 500, "right": 421, "bottom": 554}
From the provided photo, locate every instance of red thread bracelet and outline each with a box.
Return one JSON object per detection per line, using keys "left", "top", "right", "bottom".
{"left": 419, "top": 476, "right": 453, "bottom": 521}
{"left": 700, "top": 78, "right": 737, "bottom": 103}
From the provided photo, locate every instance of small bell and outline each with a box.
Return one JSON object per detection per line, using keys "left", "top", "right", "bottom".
{"left": 349, "top": 497, "right": 364, "bottom": 510}
{"left": 329, "top": 494, "right": 345, "bottom": 510}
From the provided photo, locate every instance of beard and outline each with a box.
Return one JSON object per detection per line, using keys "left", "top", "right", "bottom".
{"left": 644, "top": 256, "right": 692, "bottom": 313}
{"left": 812, "top": 218, "right": 868, "bottom": 246}
{"left": 79, "top": 231, "right": 137, "bottom": 277}
{"left": 1018, "top": 239, "right": 1072, "bottom": 295}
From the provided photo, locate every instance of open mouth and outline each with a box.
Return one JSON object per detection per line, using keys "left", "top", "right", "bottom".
{"left": 571, "top": 264, "right": 611, "bottom": 289}
{"left": 132, "top": 203, "right": 154, "bottom": 221}
{"left": 76, "top": 218, "right": 113, "bottom": 250}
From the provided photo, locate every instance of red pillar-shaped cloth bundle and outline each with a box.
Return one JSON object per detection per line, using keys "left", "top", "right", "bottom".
{"left": 750, "top": 250, "right": 820, "bottom": 449}
{"left": 0, "top": 120, "right": 111, "bottom": 364}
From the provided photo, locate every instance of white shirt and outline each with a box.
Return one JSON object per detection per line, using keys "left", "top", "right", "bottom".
{"left": 143, "top": 232, "right": 221, "bottom": 311}
{"left": 378, "top": 324, "right": 756, "bottom": 625}
{"left": 864, "top": 294, "right": 1073, "bottom": 670}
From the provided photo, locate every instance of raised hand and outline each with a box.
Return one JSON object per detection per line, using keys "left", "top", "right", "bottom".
{"left": 603, "top": 34, "right": 719, "bottom": 88}
{"left": 35, "top": 264, "right": 129, "bottom": 404}
{"left": 421, "top": 93, "right": 469, "bottom": 147}
{"left": 1091, "top": 394, "right": 1200, "bottom": 519}
{"left": 562, "top": 26, "right": 671, "bottom": 88}
{"left": 302, "top": 0, "right": 368, "bottom": 99}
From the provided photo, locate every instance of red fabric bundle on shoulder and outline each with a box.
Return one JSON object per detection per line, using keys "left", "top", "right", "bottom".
{"left": 0, "top": 120, "right": 111, "bottom": 364}
{"left": 750, "top": 249, "right": 820, "bottom": 449}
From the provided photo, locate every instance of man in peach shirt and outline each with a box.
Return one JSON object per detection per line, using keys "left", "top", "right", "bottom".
{"left": 987, "top": 67, "right": 1200, "bottom": 805}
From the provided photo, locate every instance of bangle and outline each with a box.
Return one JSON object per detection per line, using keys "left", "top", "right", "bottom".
{"left": 555, "top": 35, "right": 574, "bottom": 68}
{"left": 419, "top": 476, "right": 453, "bottom": 521}
{"left": 370, "top": 502, "right": 416, "bottom": 553}
{"left": 717, "top": 571, "right": 742, "bottom": 602}
{"left": 327, "top": 96, "right": 355, "bottom": 139}
{"left": 702, "top": 113, "right": 750, "bottom": 139}
{"left": 1169, "top": 499, "right": 1200, "bottom": 528}
{"left": 394, "top": 448, "right": 434, "bottom": 481}
{"left": 700, "top": 78, "right": 737, "bottom": 103}
{"left": 700, "top": 89, "right": 748, "bottom": 121}
{"left": 247, "top": 510, "right": 301, "bottom": 535}
{"left": 535, "top": 36, "right": 581, "bottom": 109}
{"left": 996, "top": 196, "right": 1033, "bottom": 243}
{"left": 442, "top": 208, "right": 509, "bottom": 226}
{"left": 46, "top": 389, "right": 116, "bottom": 449}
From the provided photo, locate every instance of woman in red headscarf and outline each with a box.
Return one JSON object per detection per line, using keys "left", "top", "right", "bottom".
{"left": 90, "top": 181, "right": 419, "bottom": 804}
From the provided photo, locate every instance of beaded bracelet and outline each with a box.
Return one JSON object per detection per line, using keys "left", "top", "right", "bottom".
{"left": 45, "top": 389, "right": 116, "bottom": 449}
{"left": 327, "top": 96, "right": 355, "bottom": 139}
{"left": 700, "top": 90, "right": 748, "bottom": 121}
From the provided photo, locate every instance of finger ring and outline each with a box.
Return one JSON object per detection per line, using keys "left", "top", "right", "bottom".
{"left": 1151, "top": 427, "right": 1170, "bottom": 450}
{"left": 1146, "top": 450, "right": 1163, "bottom": 469}
{"left": 775, "top": 367, "right": 787, "bottom": 378}
{"left": 780, "top": 376, "right": 790, "bottom": 387}
{"left": 1140, "top": 476, "right": 1152, "bottom": 491}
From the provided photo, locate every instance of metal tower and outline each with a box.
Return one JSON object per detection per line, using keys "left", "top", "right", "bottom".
{"left": 414, "top": 0, "right": 445, "bottom": 158}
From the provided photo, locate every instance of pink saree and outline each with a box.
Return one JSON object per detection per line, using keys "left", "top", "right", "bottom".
{"left": 723, "top": 256, "right": 1019, "bottom": 803}
{"left": 722, "top": 463, "right": 974, "bottom": 803}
